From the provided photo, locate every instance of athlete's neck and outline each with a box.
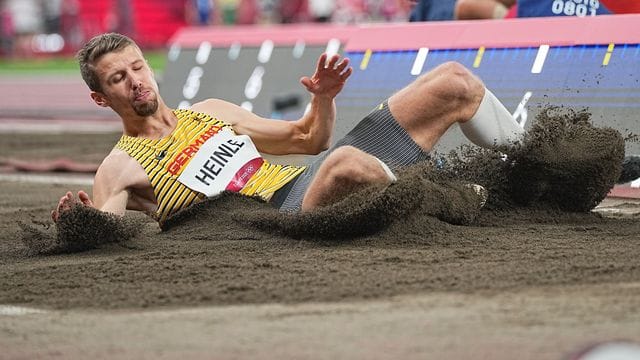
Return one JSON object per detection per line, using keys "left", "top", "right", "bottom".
{"left": 122, "top": 104, "right": 177, "bottom": 140}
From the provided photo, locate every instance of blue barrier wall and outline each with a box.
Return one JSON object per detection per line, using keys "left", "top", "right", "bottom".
{"left": 339, "top": 44, "right": 640, "bottom": 154}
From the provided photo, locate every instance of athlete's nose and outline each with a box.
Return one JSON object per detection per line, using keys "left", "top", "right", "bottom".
{"left": 130, "top": 70, "right": 143, "bottom": 90}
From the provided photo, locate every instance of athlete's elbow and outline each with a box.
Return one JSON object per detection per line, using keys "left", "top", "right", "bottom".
{"left": 291, "top": 127, "right": 328, "bottom": 154}
{"left": 315, "top": 138, "right": 331, "bottom": 153}
{"left": 301, "top": 135, "right": 331, "bottom": 155}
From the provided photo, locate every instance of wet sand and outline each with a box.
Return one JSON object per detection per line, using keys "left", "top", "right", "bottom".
{"left": 1, "top": 110, "right": 640, "bottom": 358}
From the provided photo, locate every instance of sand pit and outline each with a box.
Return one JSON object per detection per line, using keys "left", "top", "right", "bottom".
{"left": 1, "top": 108, "right": 639, "bottom": 359}
{"left": 4, "top": 107, "right": 638, "bottom": 308}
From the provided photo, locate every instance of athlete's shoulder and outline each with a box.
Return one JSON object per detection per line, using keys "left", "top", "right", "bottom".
{"left": 190, "top": 98, "right": 230, "bottom": 114}
{"left": 190, "top": 98, "right": 260, "bottom": 127}
{"left": 97, "top": 148, "right": 143, "bottom": 180}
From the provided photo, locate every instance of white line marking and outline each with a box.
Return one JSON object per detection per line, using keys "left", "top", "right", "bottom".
{"left": 258, "top": 40, "right": 274, "bottom": 64}
{"left": 228, "top": 42, "right": 241, "bottom": 60}
{"left": 531, "top": 44, "right": 550, "bottom": 74}
{"left": 0, "top": 305, "right": 47, "bottom": 316}
{"left": 325, "top": 39, "right": 341, "bottom": 57}
{"left": 168, "top": 44, "right": 181, "bottom": 62}
{"left": 195, "top": 41, "right": 212, "bottom": 65}
{"left": 241, "top": 101, "right": 253, "bottom": 112}
{"left": 293, "top": 40, "right": 305, "bottom": 59}
{"left": 182, "top": 66, "right": 204, "bottom": 100}
{"left": 512, "top": 91, "right": 532, "bottom": 127}
{"left": 0, "top": 173, "right": 93, "bottom": 185}
{"left": 411, "top": 48, "right": 429, "bottom": 75}
{"left": 244, "top": 66, "right": 265, "bottom": 100}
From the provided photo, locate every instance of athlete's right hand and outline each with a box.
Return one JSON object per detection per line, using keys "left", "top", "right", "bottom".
{"left": 51, "top": 190, "right": 94, "bottom": 223}
{"left": 300, "top": 53, "right": 352, "bottom": 100}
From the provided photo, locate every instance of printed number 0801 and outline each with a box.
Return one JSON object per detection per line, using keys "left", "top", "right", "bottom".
{"left": 551, "top": 0, "right": 599, "bottom": 17}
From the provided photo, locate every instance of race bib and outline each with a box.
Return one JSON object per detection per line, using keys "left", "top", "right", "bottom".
{"left": 550, "top": 0, "right": 604, "bottom": 17}
{"left": 177, "top": 129, "right": 263, "bottom": 197}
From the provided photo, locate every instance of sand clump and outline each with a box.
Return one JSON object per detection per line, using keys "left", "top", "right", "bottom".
{"left": 162, "top": 171, "right": 484, "bottom": 240}
{"left": 505, "top": 108, "right": 624, "bottom": 211}
{"left": 21, "top": 205, "right": 141, "bottom": 255}
{"left": 440, "top": 107, "right": 625, "bottom": 212}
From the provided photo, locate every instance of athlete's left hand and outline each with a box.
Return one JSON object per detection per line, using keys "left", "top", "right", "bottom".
{"left": 300, "top": 53, "right": 352, "bottom": 99}
{"left": 51, "top": 190, "right": 94, "bottom": 223}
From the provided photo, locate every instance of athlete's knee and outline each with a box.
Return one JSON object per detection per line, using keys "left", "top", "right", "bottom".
{"left": 325, "top": 145, "right": 361, "bottom": 164}
{"left": 435, "top": 61, "right": 468, "bottom": 74}
{"left": 437, "top": 62, "right": 483, "bottom": 98}
{"left": 416, "top": 61, "right": 484, "bottom": 118}
{"left": 323, "top": 146, "right": 382, "bottom": 184}
{"left": 324, "top": 146, "right": 364, "bottom": 177}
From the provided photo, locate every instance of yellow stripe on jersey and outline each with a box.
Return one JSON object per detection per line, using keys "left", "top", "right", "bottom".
{"left": 239, "top": 161, "right": 305, "bottom": 201}
{"left": 115, "top": 109, "right": 305, "bottom": 224}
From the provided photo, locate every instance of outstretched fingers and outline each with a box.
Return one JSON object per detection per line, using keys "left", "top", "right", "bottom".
{"left": 302, "top": 53, "right": 353, "bottom": 96}
{"left": 52, "top": 191, "right": 72, "bottom": 222}
{"left": 59, "top": 192, "right": 74, "bottom": 211}
{"left": 336, "top": 57, "right": 350, "bottom": 73}
{"left": 299, "top": 76, "right": 313, "bottom": 91}
{"left": 51, "top": 190, "right": 93, "bottom": 222}
{"left": 317, "top": 53, "right": 351, "bottom": 72}
{"left": 340, "top": 66, "right": 353, "bottom": 80}
{"left": 315, "top": 53, "right": 328, "bottom": 73}
{"left": 78, "top": 190, "right": 94, "bottom": 207}
{"left": 326, "top": 54, "right": 340, "bottom": 69}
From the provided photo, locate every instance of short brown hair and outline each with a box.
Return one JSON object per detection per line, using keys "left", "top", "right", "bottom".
{"left": 77, "top": 33, "right": 138, "bottom": 92}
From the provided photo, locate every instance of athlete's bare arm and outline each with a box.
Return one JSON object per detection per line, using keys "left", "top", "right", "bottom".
{"left": 51, "top": 149, "right": 156, "bottom": 222}
{"left": 191, "top": 53, "right": 352, "bottom": 155}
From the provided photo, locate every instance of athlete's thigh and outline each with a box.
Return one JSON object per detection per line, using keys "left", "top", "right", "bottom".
{"left": 387, "top": 62, "right": 483, "bottom": 150}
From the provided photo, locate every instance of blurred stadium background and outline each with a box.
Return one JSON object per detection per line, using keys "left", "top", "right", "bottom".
{"left": 0, "top": 0, "right": 414, "bottom": 59}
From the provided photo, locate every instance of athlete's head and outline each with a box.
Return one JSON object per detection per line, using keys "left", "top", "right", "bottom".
{"left": 78, "top": 33, "right": 160, "bottom": 117}
{"left": 77, "top": 33, "right": 138, "bottom": 93}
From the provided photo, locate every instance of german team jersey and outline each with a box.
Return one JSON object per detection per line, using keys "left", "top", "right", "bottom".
{"left": 115, "top": 109, "right": 306, "bottom": 223}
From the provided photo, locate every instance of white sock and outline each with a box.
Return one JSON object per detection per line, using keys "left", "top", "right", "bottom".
{"left": 459, "top": 88, "right": 524, "bottom": 149}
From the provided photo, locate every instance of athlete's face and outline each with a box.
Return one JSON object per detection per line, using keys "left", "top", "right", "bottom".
{"left": 91, "top": 45, "right": 159, "bottom": 117}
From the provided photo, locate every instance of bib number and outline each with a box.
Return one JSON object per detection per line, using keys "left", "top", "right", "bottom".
{"left": 551, "top": 0, "right": 599, "bottom": 17}
{"left": 178, "top": 129, "right": 263, "bottom": 197}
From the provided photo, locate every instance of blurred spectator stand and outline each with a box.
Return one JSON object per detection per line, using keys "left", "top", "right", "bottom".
{"left": 0, "top": 0, "right": 188, "bottom": 58}
{"left": 409, "top": 0, "right": 457, "bottom": 21}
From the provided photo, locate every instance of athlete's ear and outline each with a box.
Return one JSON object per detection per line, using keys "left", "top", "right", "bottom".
{"left": 90, "top": 91, "right": 109, "bottom": 108}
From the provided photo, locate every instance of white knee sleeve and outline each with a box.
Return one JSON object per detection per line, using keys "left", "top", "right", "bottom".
{"left": 459, "top": 88, "right": 525, "bottom": 149}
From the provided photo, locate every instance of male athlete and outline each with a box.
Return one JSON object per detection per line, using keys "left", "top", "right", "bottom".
{"left": 51, "top": 33, "right": 523, "bottom": 226}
